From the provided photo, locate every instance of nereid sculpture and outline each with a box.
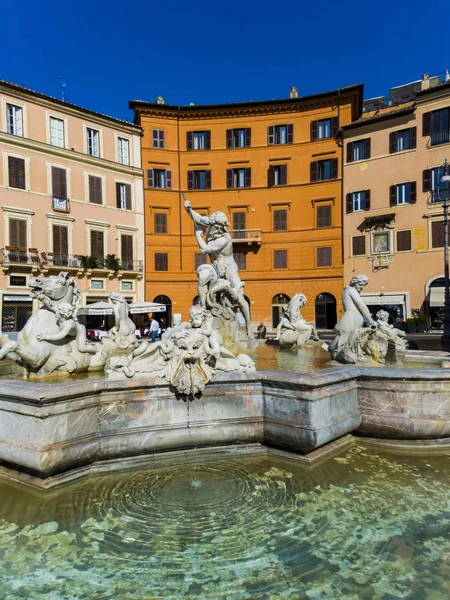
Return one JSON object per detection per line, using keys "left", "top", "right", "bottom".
{"left": 275, "top": 294, "right": 319, "bottom": 348}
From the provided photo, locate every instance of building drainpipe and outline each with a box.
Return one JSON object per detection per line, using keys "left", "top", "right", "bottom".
{"left": 177, "top": 106, "right": 182, "bottom": 270}
{"left": 337, "top": 90, "right": 345, "bottom": 281}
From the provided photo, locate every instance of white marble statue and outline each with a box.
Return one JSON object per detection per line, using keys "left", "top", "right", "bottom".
{"left": 375, "top": 309, "right": 408, "bottom": 352}
{"left": 102, "top": 292, "right": 138, "bottom": 351}
{"left": 108, "top": 305, "right": 255, "bottom": 396}
{"left": 184, "top": 199, "right": 253, "bottom": 342}
{"left": 275, "top": 294, "right": 319, "bottom": 348}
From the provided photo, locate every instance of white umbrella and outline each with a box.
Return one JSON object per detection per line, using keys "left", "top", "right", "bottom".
{"left": 77, "top": 301, "right": 113, "bottom": 316}
{"left": 129, "top": 301, "right": 166, "bottom": 314}
{"left": 77, "top": 301, "right": 166, "bottom": 316}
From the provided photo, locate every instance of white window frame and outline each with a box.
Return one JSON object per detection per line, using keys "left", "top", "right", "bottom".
{"left": 396, "top": 183, "right": 410, "bottom": 205}
{"left": 45, "top": 112, "right": 69, "bottom": 148}
{"left": 117, "top": 136, "right": 130, "bottom": 165}
{"left": 6, "top": 103, "right": 23, "bottom": 136}
{"left": 318, "top": 119, "right": 331, "bottom": 139}
{"left": 49, "top": 117, "right": 65, "bottom": 148}
{"left": 352, "top": 191, "right": 365, "bottom": 212}
{"left": 115, "top": 179, "right": 134, "bottom": 211}
{"left": 1, "top": 98, "right": 27, "bottom": 137}
{"left": 86, "top": 127, "right": 100, "bottom": 157}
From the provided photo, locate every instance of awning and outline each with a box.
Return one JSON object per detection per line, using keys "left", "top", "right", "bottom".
{"left": 429, "top": 288, "right": 444, "bottom": 307}
{"left": 361, "top": 294, "right": 406, "bottom": 306}
{"left": 129, "top": 302, "right": 166, "bottom": 314}
{"left": 77, "top": 301, "right": 166, "bottom": 316}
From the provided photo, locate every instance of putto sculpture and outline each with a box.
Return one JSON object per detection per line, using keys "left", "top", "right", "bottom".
{"left": 108, "top": 304, "right": 255, "bottom": 396}
{"left": 184, "top": 199, "right": 254, "bottom": 342}
{"left": 275, "top": 294, "right": 319, "bottom": 348}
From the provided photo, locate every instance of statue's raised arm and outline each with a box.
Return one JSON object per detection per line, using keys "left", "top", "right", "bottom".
{"left": 184, "top": 198, "right": 210, "bottom": 229}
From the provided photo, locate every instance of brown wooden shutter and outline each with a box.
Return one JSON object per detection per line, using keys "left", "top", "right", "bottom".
{"left": 205, "top": 130, "right": 211, "bottom": 150}
{"left": 159, "top": 130, "right": 165, "bottom": 148}
{"left": 346, "top": 142, "right": 353, "bottom": 163}
{"left": 422, "top": 112, "right": 431, "bottom": 136}
{"left": 331, "top": 158, "right": 338, "bottom": 179}
{"left": 389, "top": 185, "right": 397, "bottom": 206}
{"left": 125, "top": 184, "right": 131, "bottom": 209}
{"left": 121, "top": 235, "right": 133, "bottom": 268}
{"left": 154, "top": 213, "right": 167, "bottom": 234}
{"left": 147, "top": 168, "right": 154, "bottom": 187}
{"left": 268, "top": 166, "right": 275, "bottom": 187}
{"left": 310, "top": 161, "right": 318, "bottom": 182}
{"left": 310, "top": 120, "right": 318, "bottom": 140}
{"left": 233, "top": 212, "right": 246, "bottom": 230}
{"left": 187, "top": 170, "right": 194, "bottom": 190}
{"left": 389, "top": 132, "right": 396, "bottom": 153}
{"left": 52, "top": 167, "right": 67, "bottom": 198}
{"left": 352, "top": 236, "right": 366, "bottom": 256}
{"left": 280, "top": 164, "right": 287, "bottom": 185}
{"left": 317, "top": 247, "right": 332, "bottom": 267}
{"left": 186, "top": 131, "right": 193, "bottom": 150}
{"left": 431, "top": 221, "right": 445, "bottom": 248}
{"left": 274, "top": 249, "right": 287, "bottom": 269}
{"left": 8, "top": 157, "right": 26, "bottom": 189}
{"left": 268, "top": 125, "right": 275, "bottom": 145}
{"left": 317, "top": 205, "right": 331, "bottom": 228}
{"left": 245, "top": 128, "right": 251, "bottom": 147}
{"left": 423, "top": 169, "right": 432, "bottom": 192}
{"left": 116, "top": 182, "right": 121, "bottom": 207}
{"left": 9, "top": 219, "right": 27, "bottom": 247}
{"left": 397, "top": 230, "right": 412, "bottom": 252}
{"left": 205, "top": 170, "right": 212, "bottom": 189}
{"left": 155, "top": 252, "right": 168, "bottom": 271}
{"left": 287, "top": 124, "right": 294, "bottom": 144}
{"left": 364, "top": 138, "right": 371, "bottom": 159}
{"left": 346, "top": 193, "right": 353, "bottom": 213}
{"left": 245, "top": 168, "right": 251, "bottom": 187}
{"left": 273, "top": 209, "right": 287, "bottom": 231}
{"left": 331, "top": 117, "right": 339, "bottom": 137}
{"left": 364, "top": 189, "right": 371, "bottom": 210}
{"left": 166, "top": 170, "right": 172, "bottom": 189}
{"left": 90, "top": 230, "right": 104, "bottom": 263}
{"left": 89, "top": 175, "right": 102, "bottom": 204}
{"left": 226, "top": 129, "right": 232, "bottom": 148}
{"left": 53, "top": 225, "right": 68, "bottom": 256}
{"left": 409, "top": 181, "right": 417, "bottom": 204}
{"left": 410, "top": 127, "right": 417, "bottom": 149}
{"left": 226, "top": 169, "right": 233, "bottom": 188}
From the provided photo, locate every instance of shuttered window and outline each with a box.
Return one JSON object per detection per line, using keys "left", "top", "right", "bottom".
{"left": 268, "top": 164, "right": 287, "bottom": 186}
{"left": 155, "top": 252, "right": 168, "bottom": 271}
{"left": 310, "top": 159, "right": 338, "bottom": 181}
{"left": 347, "top": 139, "right": 371, "bottom": 162}
{"left": 116, "top": 183, "right": 132, "bottom": 210}
{"left": 397, "top": 230, "right": 412, "bottom": 252}
{"left": 152, "top": 129, "right": 165, "bottom": 148}
{"left": 317, "top": 247, "right": 332, "bottom": 267}
{"left": 187, "top": 170, "right": 212, "bottom": 190}
{"left": 9, "top": 219, "right": 27, "bottom": 248}
{"left": 148, "top": 168, "right": 172, "bottom": 189}
{"left": 121, "top": 235, "right": 134, "bottom": 269}
{"left": 317, "top": 205, "right": 332, "bottom": 228}
{"left": 53, "top": 225, "right": 68, "bottom": 256}
{"left": 431, "top": 221, "right": 445, "bottom": 248}
{"left": 118, "top": 138, "right": 130, "bottom": 165}
{"left": 232, "top": 212, "right": 246, "bottom": 230}
{"left": 268, "top": 124, "right": 293, "bottom": 145}
{"left": 310, "top": 117, "right": 339, "bottom": 140}
{"left": 90, "top": 230, "right": 104, "bottom": 263}
{"left": 154, "top": 213, "right": 168, "bottom": 234}
{"left": 186, "top": 131, "right": 211, "bottom": 150}
{"left": 195, "top": 253, "right": 207, "bottom": 269}
{"left": 389, "top": 127, "right": 416, "bottom": 153}
{"left": 346, "top": 190, "right": 370, "bottom": 213}
{"left": 390, "top": 182, "right": 416, "bottom": 206}
{"left": 226, "top": 128, "right": 251, "bottom": 148}
{"left": 352, "top": 236, "right": 366, "bottom": 256}
{"left": 234, "top": 252, "right": 246, "bottom": 270}
{"left": 8, "top": 156, "right": 26, "bottom": 189}
{"left": 273, "top": 209, "right": 287, "bottom": 231}
{"left": 226, "top": 168, "right": 251, "bottom": 188}
{"left": 274, "top": 249, "right": 287, "bottom": 269}
{"left": 51, "top": 167, "right": 67, "bottom": 199}
{"left": 88, "top": 175, "right": 102, "bottom": 204}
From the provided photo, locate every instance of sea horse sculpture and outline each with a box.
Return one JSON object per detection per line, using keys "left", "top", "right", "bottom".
{"left": 275, "top": 294, "right": 319, "bottom": 348}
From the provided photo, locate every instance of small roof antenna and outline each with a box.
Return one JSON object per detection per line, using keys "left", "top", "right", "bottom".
{"left": 59, "top": 74, "right": 66, "bottom": 102}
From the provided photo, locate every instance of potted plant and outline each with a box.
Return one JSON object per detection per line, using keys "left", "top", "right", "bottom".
{"left": 104, "top": 254, "right": 121, "bottom": 271}
{"left": 80, "top": 255, "right": 97, "bottom": 270}
{"left": 414, "top": 313, "right": 427, "bottom": 334}
{"left": 405, "top": 317, "right": 417, "bottom": 334}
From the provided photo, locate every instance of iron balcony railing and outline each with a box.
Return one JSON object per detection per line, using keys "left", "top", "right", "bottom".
{"left": 0, "top": 250, "right": 143, "bottom": 273}
{"left": 229, "top": 228, "right": 262, "bottom": 242}
{"left": 430, "top": 131, "right": 450, "bottom": 147}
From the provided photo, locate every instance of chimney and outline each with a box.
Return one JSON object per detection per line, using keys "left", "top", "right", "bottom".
{"left": 421, "top": 74, "right": 430, "bottom": 90}
{"left": 446, "top": 69, "right": 450, "bottom": 82}
{"left": 156, "top": 95, "right": 165, "bottom": 105}
{"left": 289, "top": 86, "right": 299, "bottom": 99}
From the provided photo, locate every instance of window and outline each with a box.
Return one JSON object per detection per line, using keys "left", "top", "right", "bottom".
{"left": 8, "top": 157, "right": 25, "bottom": 189}
{"left": 121, "top": 235, "right": 134, "bottom": 269}
{"left": 390, "top": 182, "right": 416, "bottom": 206}
{"left": 90, "top": 230, "right": 104, "bottom": 265}
{"left": 352, "top": 235, "right": 366, "bottom": 256}
{"left": 372, "top": 232, "right": 390, "bottom": 254}
{"left": 53, "top": 225, "right": 68, "bottom": 257}
{"left": 317, "top": 247, "right": 332, "bottom": 267}
{"left": 389, "top": 127, "right": 416, "bottom": 153}
{"left": 268, "top": 164, "right": 287, "bottom": 187}
{"left": 116, "top": 183, "right": 132, "bottom": 210}
{"left": 148, "top": 168, "right": 172, "bottom": 189}
{"left": 87, "top": 128, "right": 100, "bottom": 157}
{"left": 234, "top": 252, "right": 246, "bottom": 270}
{"left": 152, "top": 129, "right": 165, "bottom": 148}
{"left": 195, "top": 252, "right": 207, "bottom": 269}
{"left": 154, "top": 213, "right": 167, "bottom": 234}
{"left": 118, "top": 138, "right": 130, "bottom": 165}
{"left": 9, "top": 219, "right": 27, "bottom": 248}
{"left": 51, "top": 167, "right": 67, "bottom": 200}
{"left": 6, "top": 104, "right": 23, "bottom": 136}
{"left": 431, "top": 221, "right": 446, "bottom": 248}
{"left": 273, "top": 209, "right": 287, "bottom": 231}
{"left": 187, "top": 170, "right": 211, "bottom": 190}
{"left": 423, "top": 107, "right": 450, "bottom": 146}
{"left": 186, "top": 131, "right": 211, "bottom": 150}
{"left": 88, "top": 175, "right": 102, "bottom": 205}
{"left": 346, "top": 190, "right": 370, "bottom": 213}
{"left": 347, "top": 139, "right": 371, "bottom": 162}
{"left": 121, "top": 281, "right": 133, "bottom": 292}
{"left": 155, "top": 252, "right": 168, "bottom": 271}
{"left": 227, "top": 168, "right": 251, "bottom": 188}
{"left": 310, "top": 158, "right": 338, "bottom": 182}
{"left": 274, "top": 249, "right": 287, "bottom": 269}
{"left": 268, "top": 124, "right": 293, "bottom": 145}
{"left": 9, "top": 275, "right": 27, "bottom": 287}
{"left": 423, "top": 166, "right": 450, "bottom": 203}
{"left": 226, "top": 128, "right": 251, "bottom": 148}
{"left": 397, "top": 230, "right": 412, "bottom": 252}
{"left": 90, "top": 280, "right": 104, "bottom": 290}
{"left": 310, "top": 117, "right": 339, "bottom": 140}
{"left": 49, "top": 117, "right": 64, "bottom": 147}
{"left": 314, "top": 204, "right": 331, "bottom": 228}
{"left": 232, "top": 212, "right": 246, "bottom": 237}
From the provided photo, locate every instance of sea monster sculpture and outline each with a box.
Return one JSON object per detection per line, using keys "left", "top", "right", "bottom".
{"left": 101, "top": 292, "right": 138, "bottom": 351}
{"left": 275, "top": 293, "right": 319, "bottom": 348}
{"left": 108, "top": 304, "right": 255, "bottom": 396}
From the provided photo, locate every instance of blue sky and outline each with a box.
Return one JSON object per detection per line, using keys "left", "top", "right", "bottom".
{"left": 2, "top": 0, "right": 450, "bottom": 121}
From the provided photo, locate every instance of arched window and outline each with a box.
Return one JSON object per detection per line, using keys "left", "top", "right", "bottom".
{"left": 153, "top": 294, "right": 172, "bottom": 327}
{"left": 272, "top": 294, "right": 290, "bottom": 328}
{"left": 315, "top": 293, "right": 337, "bottom": 329}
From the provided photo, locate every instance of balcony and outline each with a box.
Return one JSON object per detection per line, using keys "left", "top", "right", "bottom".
{"left": 229, "top": 228, "right": 262, "bottom": 246}
{"left": 430, "top": 131, "right": 450, "bottom": 147}
{"left": 52, "top": 197, "right": 70, "bottom": 213}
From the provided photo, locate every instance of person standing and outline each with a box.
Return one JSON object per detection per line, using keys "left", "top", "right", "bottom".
{"left": 150, "top": 316, "right": 160, "bottom": 343}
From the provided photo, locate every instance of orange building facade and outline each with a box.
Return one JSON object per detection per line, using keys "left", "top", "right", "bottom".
{"left": 131, "top": 85, "right": 363, "bottom": 330}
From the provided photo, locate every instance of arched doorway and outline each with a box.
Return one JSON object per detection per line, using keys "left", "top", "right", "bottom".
{"left": 153, "top": 294, "right": 172, "bottom": 328}
{"left": 427, "top": 276, "right": 445, "bottom": 329}
{"left": 272, "top": 294, "right": 290, "bottom": 329}
{"left": 192, "top": 296, "right": 199, "bottom": 305}
{"left": 315, "top": 293, "right": 337, "bottom": 329}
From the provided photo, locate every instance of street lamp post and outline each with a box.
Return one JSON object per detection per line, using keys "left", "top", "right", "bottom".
{"left": 440, "top": 159, "right": 450, "bottom": 349}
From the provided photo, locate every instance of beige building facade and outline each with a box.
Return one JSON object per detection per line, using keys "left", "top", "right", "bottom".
{"left": 0, "top": 80, "right": 144, "bottom": 335}
{"left": 343, "top": 74, "right": 450, "bottom": 327}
